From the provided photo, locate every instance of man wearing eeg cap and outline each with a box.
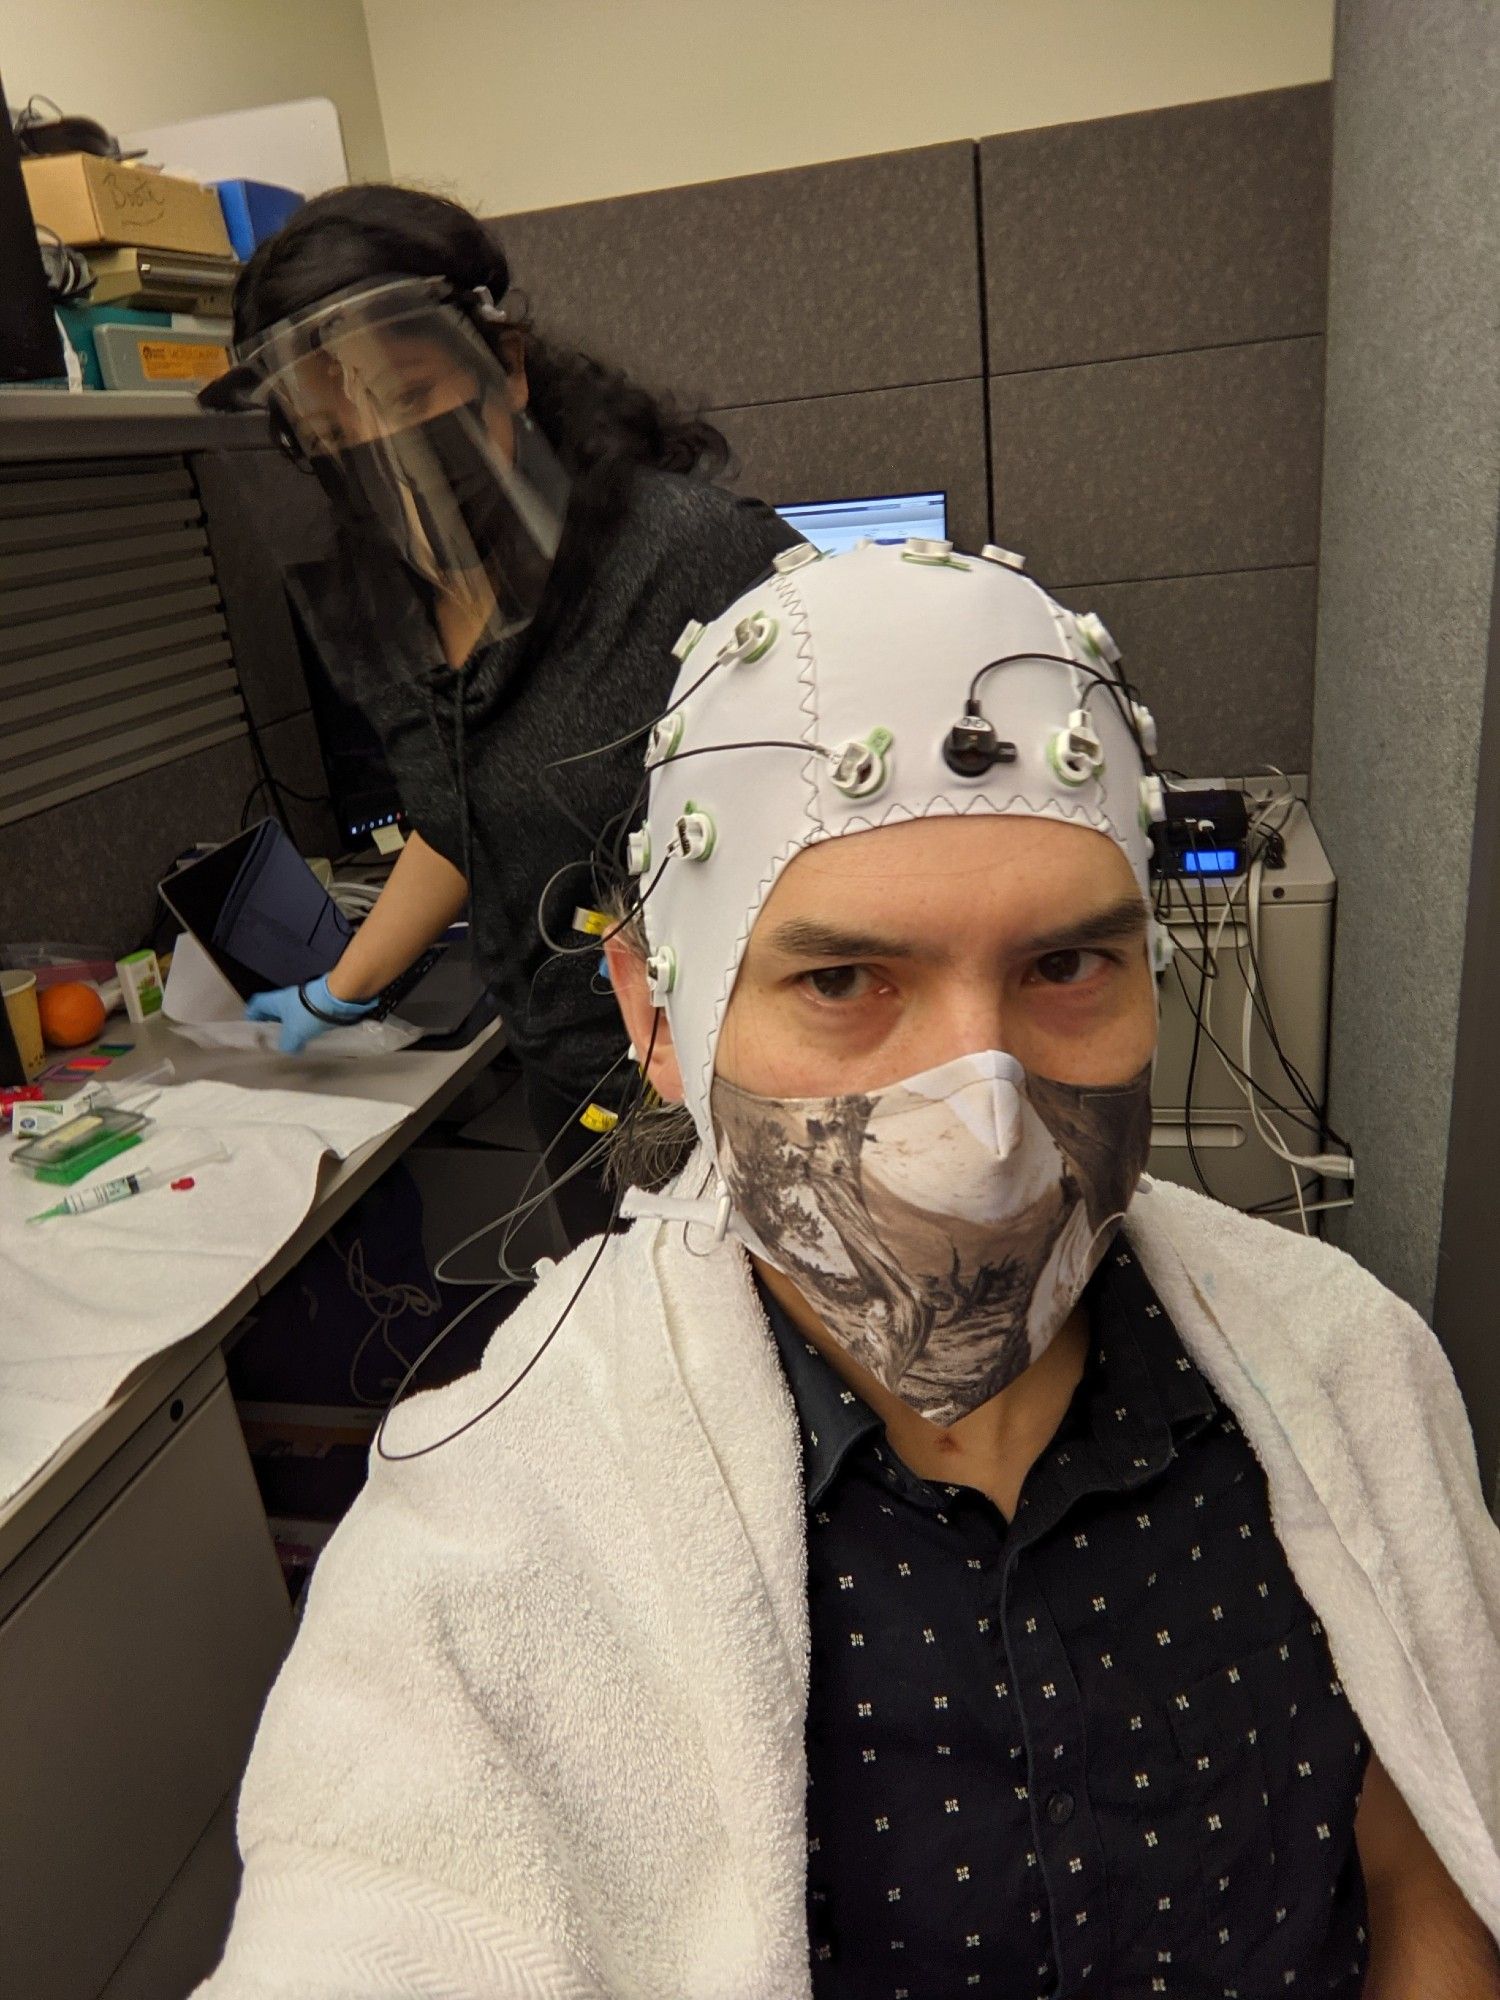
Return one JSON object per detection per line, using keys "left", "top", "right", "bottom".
{"left": 196, "top": 546, "right": 1500, "bottom": 1999}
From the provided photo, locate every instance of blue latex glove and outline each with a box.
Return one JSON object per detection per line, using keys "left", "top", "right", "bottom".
{"left": 244, "top": 975, "right": 379, "bottom": 1054}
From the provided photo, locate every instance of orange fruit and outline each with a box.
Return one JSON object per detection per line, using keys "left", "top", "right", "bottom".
{"left": 38, "top": 981, "right": 107, "bottom": 1049}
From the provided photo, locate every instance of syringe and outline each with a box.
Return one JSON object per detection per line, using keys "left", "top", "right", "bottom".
{"left": 27, "top": 1137, "right": 230, "bottom": 1223}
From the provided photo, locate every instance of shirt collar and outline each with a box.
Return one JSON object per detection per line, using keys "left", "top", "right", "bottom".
{"left": 758, "top": 1240, "right": 1215, "bottom": 1511}
{"left": 757, "top": 1282, "right": 882, "bottom": 1508}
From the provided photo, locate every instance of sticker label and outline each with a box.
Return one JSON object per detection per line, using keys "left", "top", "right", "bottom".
{"left": 579, "top": 1103, "right": 619, "bottom": 1134}
{"left": 572, "top": 907, "right": 610, "bottom": 937}
{"left": 138, "top": 339, "right": 229, "bottom": 383}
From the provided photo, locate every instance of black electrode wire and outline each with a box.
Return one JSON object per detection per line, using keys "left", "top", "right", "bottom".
{"left": 1161, "top": 795, "right": 1333, "bottom": 1139}
{"left": 1219, "top": 806, "right": 1348, "bottom": 1148}
{"left": 534, "top": 852, "right": 673, "bottom": 960}
{"left": 535, "top": 638, "right": 747, "bottom": 855}
{"left": 1241, "top": 877, "right": 1348, "bottom": 1151}
{"left": 635, "top": 736, "right": 833, "bottom": 770}
{"left": 1166, "top": 957, "right": 1324, "bottom": 1142}
{"left": 966, "top": 653, "right": 1153, "bottom": 763}
{"left": 432, "top": 1039, "right": 636, "bottom": 1290}
{"left": 532, "top": 731, "right": 857, "bottom": 972}
{"left": 1160, "top": 797, "right": 1351, "bottom": 1206}
{"left": 486, "top": 1110, "right": 622, "bottom": 1287}
{"left": 376, "top": 1012, "right": 664, "bottom": 1462}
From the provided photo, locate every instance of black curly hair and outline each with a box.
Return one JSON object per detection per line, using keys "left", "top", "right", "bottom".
{"left": 219, "top": 183, "right": 731, "bottom": 652}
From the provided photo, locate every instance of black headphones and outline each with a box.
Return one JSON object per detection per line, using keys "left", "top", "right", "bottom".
{"left": 14, "top": 97, "right": 127, "bottom": 161}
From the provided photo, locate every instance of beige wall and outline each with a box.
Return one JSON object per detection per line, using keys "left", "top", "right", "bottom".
{"left": 363, "top": 0, "right": 1334, "bottom": 214}
{"left": 0, "top": 0, "right": 389, "bottom": 182}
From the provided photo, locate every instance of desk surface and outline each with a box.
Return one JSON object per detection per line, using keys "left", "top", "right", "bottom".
{"left": 0, "top": 1013, "right": 505, "bottom": 1574}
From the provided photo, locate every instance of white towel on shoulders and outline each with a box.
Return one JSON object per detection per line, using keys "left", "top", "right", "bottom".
{"left": 196, "top": 1178, "right": 1500, "bottom": 1998}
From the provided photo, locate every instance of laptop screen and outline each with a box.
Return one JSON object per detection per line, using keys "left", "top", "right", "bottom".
{"left": 776, "top": 490, "right": 948, "bottom": 556}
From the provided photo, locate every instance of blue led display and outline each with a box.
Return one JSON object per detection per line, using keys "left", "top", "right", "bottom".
{"left": 1180, "top": 848, "right": 1243, "bottom": 876}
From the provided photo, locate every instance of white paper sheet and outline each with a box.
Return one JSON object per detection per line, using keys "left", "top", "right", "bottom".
{"left": 163, "top": 932, "right": 422, "bottom": 1057}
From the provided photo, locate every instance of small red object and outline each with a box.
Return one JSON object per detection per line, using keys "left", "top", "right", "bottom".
{"left": 1, "top": 1085, "right": 45, "bottom": 1122}
{"left": 171, "top": 1176, "right": 196, "bottom": 1191}
{"left": 65, "top": 1056, "right": 113, "bottom": 1072}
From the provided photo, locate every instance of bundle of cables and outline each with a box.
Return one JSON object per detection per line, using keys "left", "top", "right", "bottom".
{"left": 1155, "top": 773, "right": 1354, "bottom": 1234}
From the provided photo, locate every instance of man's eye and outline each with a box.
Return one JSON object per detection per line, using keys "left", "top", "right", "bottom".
{"left": 802, "top": 965, "right": 873, "bottom": 1002}
{"left": 1034, "top": 948, "right": 1110, "bottom": 987}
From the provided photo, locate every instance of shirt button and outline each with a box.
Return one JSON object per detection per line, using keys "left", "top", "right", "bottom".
{"left": 1046, "top": 1791, "right": 1075, "bottom": 1826}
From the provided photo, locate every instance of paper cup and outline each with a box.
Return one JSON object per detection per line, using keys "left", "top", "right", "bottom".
{"left": 1, "top": 971, "right": 44, "bottom": 1081}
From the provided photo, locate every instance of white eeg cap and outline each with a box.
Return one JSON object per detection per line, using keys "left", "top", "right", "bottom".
{"left": 638, "top": 541, "right": 1160, "bottom": 1152}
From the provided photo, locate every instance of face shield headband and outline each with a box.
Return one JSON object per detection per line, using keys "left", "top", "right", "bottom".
{"left": 230, "top": 276, "right": 570, "bottom": 641}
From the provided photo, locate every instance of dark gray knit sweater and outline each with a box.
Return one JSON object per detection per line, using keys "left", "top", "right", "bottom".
{"left": 289, "top": 470, "right": 799, "bottom": 1104}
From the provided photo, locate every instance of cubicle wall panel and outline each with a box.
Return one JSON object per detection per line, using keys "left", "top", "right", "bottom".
{"left": 492, "top": 141, "right": 981, "bottom": 410}
{"left": 989, "top": 337, "right": 1324, "bottom": 587}
{"left": 981, "top": 86, "right": 1331, "bottom": 373}
{"left": 715, "top": 379, "right": 990, "bottom": 554}
{"left": 0, "top": 457, "right": 249, "bottom": 830}
{"left": 1054, "top": 566, "right": 1317, "bottom": 773}
{"left": 0, "top": 733, "right": 263, "bottom": 957}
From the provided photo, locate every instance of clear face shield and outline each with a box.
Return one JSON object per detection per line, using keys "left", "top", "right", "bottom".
{"left": 230, "top": 276, "right": 570, "bottom": 643}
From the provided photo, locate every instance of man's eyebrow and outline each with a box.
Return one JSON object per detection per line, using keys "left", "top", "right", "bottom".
{"left": 1019, "top": 897, "right": 1148, "bottom": 956}
{"left": 764, "top": 920, "right": 920, "bottom": 961}
{"left": 763, "top": 896, "right": 1148, "bottom": 963}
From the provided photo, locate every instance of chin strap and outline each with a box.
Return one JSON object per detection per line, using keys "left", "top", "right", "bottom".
{"left": 620, "top": 1181, "right": 733, "bottom": 1245}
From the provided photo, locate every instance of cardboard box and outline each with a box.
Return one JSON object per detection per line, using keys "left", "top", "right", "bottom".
{"left": 22, "top": 152, "right": 233, "bottom": 256}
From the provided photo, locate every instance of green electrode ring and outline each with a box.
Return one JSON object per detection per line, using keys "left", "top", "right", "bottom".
{"left": 899, "top": 535, "right": 971, "bottom": 572}
{"left": 830, "top": 727, "right": 895, "bottom": 800}
{"left": 676, "top": 802, "right": 717, "bottom": 862}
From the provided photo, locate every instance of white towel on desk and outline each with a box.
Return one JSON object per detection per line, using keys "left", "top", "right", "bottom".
{"left": 0, "top": 1078, "right": 408, "bottom": 1506}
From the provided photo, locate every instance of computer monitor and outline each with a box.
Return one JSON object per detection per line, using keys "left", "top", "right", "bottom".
{"left": 776, "top": 490, "right": 947, "bottom": 556}
{"left": 286, "top": 596, "right": 405, "bottom": 849}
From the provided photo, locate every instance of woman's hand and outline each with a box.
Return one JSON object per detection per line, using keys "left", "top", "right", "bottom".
{"left": 245, "top": 976, "right": 378, "bottom": 1054}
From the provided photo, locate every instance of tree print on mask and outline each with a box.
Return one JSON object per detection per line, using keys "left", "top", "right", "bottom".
{"left": 712, "top": 1054, "right": 1154, "bottom": 1425}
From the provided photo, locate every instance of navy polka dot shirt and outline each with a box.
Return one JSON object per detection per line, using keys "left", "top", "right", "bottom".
{"left": 761, "top": 1242, "right": 1371, "bottom": 1999}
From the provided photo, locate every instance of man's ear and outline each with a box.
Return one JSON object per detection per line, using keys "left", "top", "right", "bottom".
{"left": 604, "top": 935, "right": 685, "bottom": 1104}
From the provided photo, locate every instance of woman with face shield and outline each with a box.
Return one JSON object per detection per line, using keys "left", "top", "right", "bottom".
{"left": 205, "top": 186, "right": 800, "bottom": 1239}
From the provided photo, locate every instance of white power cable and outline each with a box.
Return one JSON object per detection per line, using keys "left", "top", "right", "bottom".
{"left": 329, "top": 878, "right": 383, "bottom": 920}
{"left": 341, "top": 1237, "right": 442, "bottom": 1405}
{"left": 1230, "top": 840, "right": 1355, "bottom": 1231}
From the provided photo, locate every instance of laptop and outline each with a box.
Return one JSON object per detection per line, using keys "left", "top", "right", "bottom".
{"left": 158, "top": 819, "right": 490, "bottom": 1041}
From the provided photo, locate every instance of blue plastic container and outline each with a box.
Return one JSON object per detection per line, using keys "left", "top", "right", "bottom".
{"left": 213, "top": 180, "right": 304, "bottom": 260}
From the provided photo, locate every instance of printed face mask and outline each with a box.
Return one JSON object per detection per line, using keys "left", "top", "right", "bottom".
{"left": 710, "top": 1049, "right": 1153, "bottom": 1426}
